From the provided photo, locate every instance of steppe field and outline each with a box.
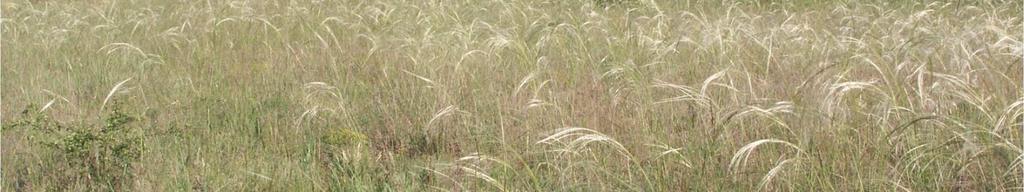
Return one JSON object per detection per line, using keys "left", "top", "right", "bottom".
{"left": 2, "top": 0, "right": 1023, "bottom": 191}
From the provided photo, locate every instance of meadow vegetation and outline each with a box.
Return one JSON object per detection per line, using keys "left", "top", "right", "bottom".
{"left": 2, "top": 0, "right": 1023, "bottom": 191}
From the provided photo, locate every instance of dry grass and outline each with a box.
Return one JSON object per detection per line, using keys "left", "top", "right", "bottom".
{"left": 2, "top": 0, "right": 1022, "bottom": 191}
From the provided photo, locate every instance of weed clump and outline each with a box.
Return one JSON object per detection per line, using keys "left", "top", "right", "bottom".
{"left": 5, "top": 103, "right": 145, "bottom": 191}
{"left": 321, "top": 128, "right": 368, "bottom": 148}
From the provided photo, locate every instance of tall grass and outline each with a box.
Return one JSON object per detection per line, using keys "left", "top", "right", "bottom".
{"left": 2, "top": 0, "right": 1022, "bottom": 191}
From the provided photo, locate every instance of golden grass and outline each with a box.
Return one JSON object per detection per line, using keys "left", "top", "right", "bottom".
{"left": 2, "top": 0, "right": 1021, "bottom": 191}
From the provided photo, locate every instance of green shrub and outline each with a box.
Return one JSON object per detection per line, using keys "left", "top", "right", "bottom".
{"left": 5, "top": 102, "right": 145, "bottom": 191}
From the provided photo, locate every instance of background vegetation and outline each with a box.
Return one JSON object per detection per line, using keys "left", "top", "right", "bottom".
{"left": 2, "top": 0, "right": 1022, "bottom": 191}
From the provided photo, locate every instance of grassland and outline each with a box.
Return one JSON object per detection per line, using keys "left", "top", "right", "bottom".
{"left": 2, "top": 0, "right": 1023, "bottom": 191}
